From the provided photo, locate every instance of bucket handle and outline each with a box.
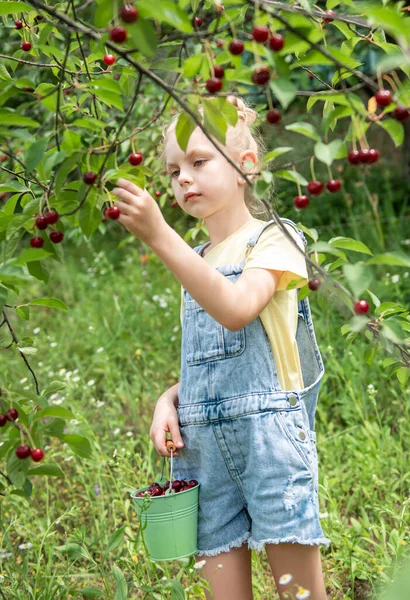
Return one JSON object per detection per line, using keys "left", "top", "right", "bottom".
{"left": 160, "top": 440, "right": 177, "bottom": 495}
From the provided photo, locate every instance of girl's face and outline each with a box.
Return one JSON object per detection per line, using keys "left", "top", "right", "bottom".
{"left": 164, "top": 126, "right": 243, "bottom": 219}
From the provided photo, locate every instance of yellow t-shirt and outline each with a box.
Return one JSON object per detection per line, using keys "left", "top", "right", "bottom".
{"left": 180, "top": 218, "right": 309, "bottom": 391}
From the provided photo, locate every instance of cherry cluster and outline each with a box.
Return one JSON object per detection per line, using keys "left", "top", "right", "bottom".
{"left": 135, "top": 478, "right": 198, "bottom": 497}
{"left": 30, "top": 210, "right": 62, "bottom": 248}
{"left": 0, "top": 409, "right": 44, "bottom": 461}
{"left": 306, "top": 279, "right": 370, "bottom": 315}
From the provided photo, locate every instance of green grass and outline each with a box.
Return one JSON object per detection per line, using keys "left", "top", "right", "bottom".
{"left": 0, "top": 166, "right": 409, "bottom": 599}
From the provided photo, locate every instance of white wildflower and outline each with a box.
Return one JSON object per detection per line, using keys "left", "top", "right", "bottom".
{"left": 96, "top": 347, "right": 104, "bottom": 353}
{"left": 18, "top": 542, "right": 33, "bottom": 550}
{"left": 59, "top": 368, "right": 66, "bottom": 375}
{"left": 296, "top": 588, "right": 311, "bottom": 599}
{"left": 50, "top": 342, "right": 57, "bottom": 348}
{"left": 33, "top": 327, "right": 40, "bottom": 334}
{"left": 113, "top": 428, "right": 121, "bottom": 435}
{"left": 38, "top": 362, "right": 43, "bottom": 367}
{"left": 20, "top": 377, "right": 27, "bottom": 384}
{"left": 87, "top": 380, "right": 95, "bottom": 387}
{"left": 391, "top": 274, "right": 400, "bottom": 284}
{"left": 126, "top": 431, "right": 133, "bottom": 437}
{"left": 95, "top": 400, "right": 105, "bottom": 408}
{"left": 279, "top": 573, "right": 293, "bottom": 585}
{"left": 194, "top": 560, "right": 207, "bottom": 569}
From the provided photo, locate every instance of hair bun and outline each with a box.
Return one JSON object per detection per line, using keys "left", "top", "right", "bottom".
{"left": 226, "top": 95, "right": 258, "bottom": 126}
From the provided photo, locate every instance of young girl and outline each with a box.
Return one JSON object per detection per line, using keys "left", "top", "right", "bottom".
{"left": 115, "top": 95, "right": 330, "bottom": 600}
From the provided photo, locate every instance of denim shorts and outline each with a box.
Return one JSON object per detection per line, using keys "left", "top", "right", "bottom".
{"left": 173, "top": 219, "right": 331, "bottom": 556}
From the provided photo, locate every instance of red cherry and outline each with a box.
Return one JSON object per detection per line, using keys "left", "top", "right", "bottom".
{"left": 171, "top": 200, "right": 178, "bottom": 208}
{"left": 358, "top": 148, "right": 371, "bottom": 164}
{"left": 293, "top": 195, "right": 310, "bottom": 209}
{"left": 308, "top": 279, "right": 322, "bottom": 291}
{"left": 213, "top": 65, "right": 224, "bottom": 79}
{"left": 269, "top": 33, "right": 285, "bottom": 51}
{"left": 188, "top": 479, "right": 198, "bottom": 487}
{"left": 307, "top": 180, "right": 323, "bottom": 195}
{"left": 155, "top": 191, "right": 161, "bottom": 197}
{"left": 0, "top": 414, "right": 8, "bottom": 427}
{"left": 375, "top": 89, "right": 393, "bottom": 107}
{"left": 16, "top": 445, "right": 31, "bottom": 459}
{"left": 392, "top": 105, "right": 410, "bottom": 122}
{"left": 0, "top": 155, "right": 7, "bottom": 163}
{"left": 119, "top": 5, "right": 138, "bottom": 23}
{"left": 323, "top": 10, "right": 335, "bottom": 22}
{"left": 251, "top": 66, "right": 270, "bottom": 86}
{"left": 266, "top": 109, "right": 281, "bottom": 124}
{"left": 106, "top": 206, "right": 120, "bottom": 220}
{"left": 15, "top": 19, "right": 23, "bottom": 29}
{"left": 326, "top": 179, "right": 341, "bottom": 193}
{"left": 193, "top": 16, "right": 202, "bottom": 28}
{"left": 128, "top": 152, "right": 143, "bottom": 165}
{"left": 21, "top": 41, "right": 32, "bottom": 52}
{"left": 217, "top": 41, "right": 223, "bottom": 48}
{"left": 205, "top": 77, "right": 222, "bottom": 93}
{"left": 252, "top": 25, "right": 269, "bottom": 43}
{"left": 6, "top": 408, "right": 18, "bottom": 421}
{"left": 44, "top": 210, "right": 59, "bottom": 225}
{"left": 368, "top": 149, "right": 379, "bottom": 164}
{"left": 50, "top": 230, "right": 64, "bottom": 243}
{"left": 348, "top": 150, "right": 361, "bottom": 165}
{"left": 83, "top": 171, "right": 97, "bottom": 185}
{"left": 35, "top": 215, "right": 48, "bottom": 230}
{"left": 103, "top": 54, "right": 115, "bottom": 66}
{"left": 31, "top": 448, "right": 44, "bottom": 462}
{"left": 30, "top": 236, "right": 44, "bottom": 248}
{"left": 229, "top": 39, "right": 244, "bottom": 55}
{"left": 109, "top": 26, "right": 127, "bottom": 44}
{"left": 354, "top": 299, "right": 369, "bottom": 315}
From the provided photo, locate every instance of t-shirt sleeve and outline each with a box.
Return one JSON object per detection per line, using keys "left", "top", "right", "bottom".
{"left": 243, "top": 223, "right": 308, "bottom": 291}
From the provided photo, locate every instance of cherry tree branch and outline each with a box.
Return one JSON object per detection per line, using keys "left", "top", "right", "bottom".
{"left": 1, "top": 309, "right": 40, "bottom": 396}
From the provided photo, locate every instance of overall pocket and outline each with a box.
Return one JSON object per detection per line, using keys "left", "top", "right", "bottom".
{"left": 276, "top": 406, "right": 315, "bottom": 477}
{"left": 184, "top": 305, "right": 246, "bottom": 364}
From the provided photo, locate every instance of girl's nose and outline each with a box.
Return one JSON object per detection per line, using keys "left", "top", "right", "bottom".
{"left": 178, "top": 170, "right": 193, "bottom": 185}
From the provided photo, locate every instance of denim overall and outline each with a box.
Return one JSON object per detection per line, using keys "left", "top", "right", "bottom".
{"left": 173, "top": 218, "right": 331, "bottom": 556}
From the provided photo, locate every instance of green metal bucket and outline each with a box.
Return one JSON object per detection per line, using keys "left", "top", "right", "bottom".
{"left": 130, "top": 483, "right": 200, "bottom": 562}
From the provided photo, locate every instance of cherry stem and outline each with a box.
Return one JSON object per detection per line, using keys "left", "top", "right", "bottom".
{"left": 292, "top": 164, "right": 302, "bottom": 196}
{"left": 376, "top": 67, "right": 383, "bottom": 90}
{"left": 310, "top": 155, "right": 316, "bottom": 181}
{"left": 86, "top": 147, "right": 92, "bottom": 173}
{"left": 204, "top": 39, "right": 215, "bottom": 77}
{"left": 266, "top": 86, "right": 274, "bottom": 110}
{"left": 382, "top": 73, "right": 398, "bottom": 94}
{"left": 326, "top": 164, "right": 333, "bottom": 180}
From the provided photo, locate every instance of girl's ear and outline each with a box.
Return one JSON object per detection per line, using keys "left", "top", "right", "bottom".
{"left": 237, "top": 151, "right": 258, "bottom": 185}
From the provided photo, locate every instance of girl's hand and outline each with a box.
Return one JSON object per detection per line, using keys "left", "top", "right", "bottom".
{"left": 111, "top": 178, "right": 168, "bottom": 246}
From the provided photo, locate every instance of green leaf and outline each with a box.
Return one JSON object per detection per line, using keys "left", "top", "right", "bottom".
{"left": 397, "top": 367, "right": 410, "bottom": 385}
{"left": 113, "top": 565, "right": 128, "bottom": 600}
{"left": 366, "top": 289, "right": 381, "bottom": 308}
{"left": 0, "top": 110, "right": 39, "bottom": 128}
{"left": 285, "top": 122, "right": 320, "bottom": 141}
{"left": 328, "top": 237, "right": 373, "bottom": 255}
{"left": 55, "top": 543, "right": 89, "bottom": 560}
{"left": 28, "top": 297, "right": 69, "bottom": 311}
{"left": 269, "top": 78, "right": 297, "bottom": 110}
{"left": 375, "top": 119, "right": 404, "bottom": 147}
{"left": 80, "top": 198, "right": 102, "bottom": 238}
{"left": 138, "top": 0, "right": 192, "bottom": 33}
{"left": 125, "top": 17, "right": 158, "bottom": 59}
{"left": 0, "top": 2, "right": 35, "bottom": 14}
{"left": 7, "top": 449, "right": 30, "bottom": 488}
{"left": 24, "top": 139, "right": 48, "bottom": 173}
{"left": 10, "top": 248, "right": 53, "bottom": 267}
{"left": 41, "top": 381, "right": 67, "bottom": 397}
{"left": 59, "top": 434, "right": 92, "bottom": 458}
{"left": 202, "top": 98, "right": 228, "bottom": 146}
{"left": 27, "top": 260, "right": 50, "bottom": 284}
{"left": 104, "top": 525, "right": 126, "bottom": 556}
{"left": 91, "top": 89, "right": 123, "bottom": 111}
{"left": 274, "top": 169, "right": 308, "bottom": 186}
{"left": 366, "top": 252, "right": 410, "bottom": 268}
{"left": 314, "top": 140, "right": 343, "bottom": 166}
{"left": 263, "top": 147, "right": 293, "bottom": 163}
{"left": 28, "top": 463, "right": 65, "bottom": 477}
{"left": 175, "top": 110, "right": 197, "bottom": 153}
{"left": 75, "top": 589, "right": 109, "bottom": 599}
{"left": 32, "top": 406, "right": 75, "bottom": 422}
{"left": 343, "top": 263, "right": 373, "bottom": 297}
{"left": 183, "top": 55, "right": 204, "bottom": 78}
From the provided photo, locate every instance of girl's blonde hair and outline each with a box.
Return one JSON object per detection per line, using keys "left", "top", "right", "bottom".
{"left": 159, "top": 95, "right": 272, "bottom": 221}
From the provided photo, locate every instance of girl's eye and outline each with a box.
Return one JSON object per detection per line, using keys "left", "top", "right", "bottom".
{"left": 170, "top": 159, "right": 206, "bottom": 178}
